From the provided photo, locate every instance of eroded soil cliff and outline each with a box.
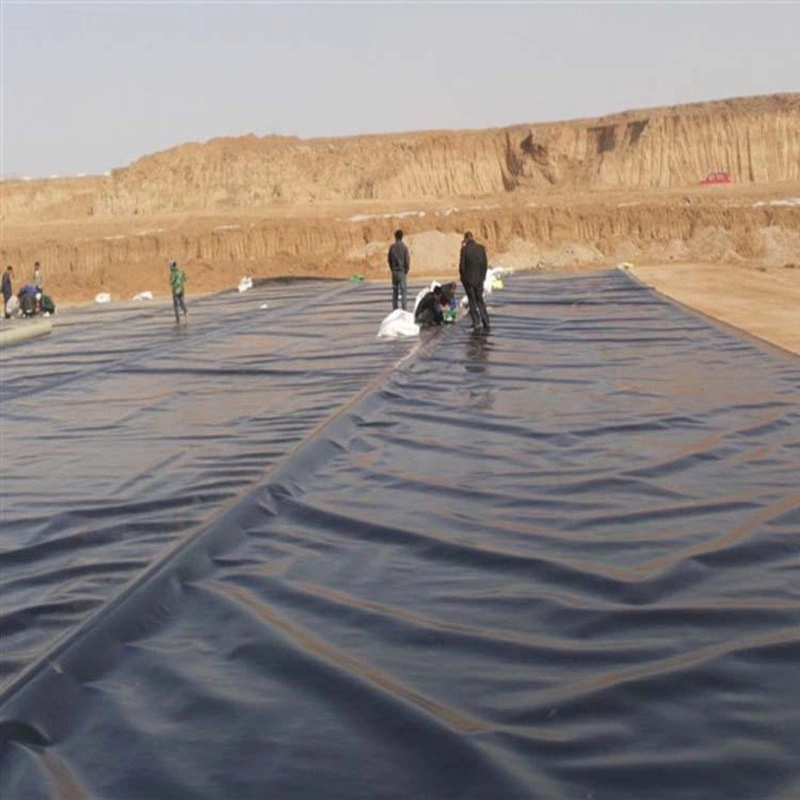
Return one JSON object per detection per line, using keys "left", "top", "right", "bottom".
{"left": 1, "top": 93, "right": 798, "bottom": 303}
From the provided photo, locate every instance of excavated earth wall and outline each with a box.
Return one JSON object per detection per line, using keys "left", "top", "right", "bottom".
{"left": 1, "top": 93, "right": 798, "bottom": 301}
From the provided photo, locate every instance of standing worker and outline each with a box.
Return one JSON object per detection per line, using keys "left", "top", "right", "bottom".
{"left": 32, "top": 261, "right": 43, "bottom": 289}
{"left": 459, "top": 232, "right": 490, "bottom": 332}
{"left": 169, "top": 260, "right": 189, "bottom": 323}
{"left": 387, "top": 229, "right": 410, "bottom": 311}
{"left": 2, "top": 266, "right": 13, "bottom": 318}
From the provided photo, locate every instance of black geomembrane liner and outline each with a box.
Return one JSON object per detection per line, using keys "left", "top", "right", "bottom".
{"left": 1, "top": 271, "right": 798, "bottom": 799}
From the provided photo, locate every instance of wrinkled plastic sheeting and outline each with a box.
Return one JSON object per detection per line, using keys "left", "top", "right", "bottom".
{"left": 1, "top": 271, "right": 799, "bottom": 800}
{"left": 0, "top": 279, "right": 418, "bottom": 686}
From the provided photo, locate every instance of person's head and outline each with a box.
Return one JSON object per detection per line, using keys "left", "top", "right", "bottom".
{"left": 169, "top": 260, "right": 177, "bottom": 269}
{"left": 34, "top": 261, "right": 40, "bottom": 268}
{"left": 463, "top": 231, "right": 474, "bottom": 245}
{"left": 5, "top": 266, "right": 12, "bottom": 273}
{"left": 394, "top": 230, "right": 404, "bottom": 242}
{"left": 433, "top": 286, "right": 447, "bottom": 305}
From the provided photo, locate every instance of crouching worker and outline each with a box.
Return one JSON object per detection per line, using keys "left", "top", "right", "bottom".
{"left": 414, "top": 285, "right": 449, "bottom": 327}
{"left": 17, "top": 284, "right": 39, "bottom": 317}
{"left": 40, "top": 293, "right": 56, "bottom": 315}
{"left": 438, "top": 281, "right": 458, "bottom": 323}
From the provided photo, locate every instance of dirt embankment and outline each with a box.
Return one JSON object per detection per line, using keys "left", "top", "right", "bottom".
{"left": 2, "top": 195, "right": 798, "bottom": 304}
{"left": 0, "top": 93, "right": 798, "bottom": 305}
{"left": 631, "top": 262, "right": 800, "bottom": 355}
{"left": 3, "top": 93, "right": 799, "bottom": 221}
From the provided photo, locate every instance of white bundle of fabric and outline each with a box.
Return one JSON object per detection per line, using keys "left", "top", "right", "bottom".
{"left": 485, "top": 268, "right": 504, "bottom": 293}
{"left": 377, "top": 309, "right": 420, "bottom": 338}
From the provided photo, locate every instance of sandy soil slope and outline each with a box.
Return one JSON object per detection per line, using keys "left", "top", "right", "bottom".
{"left": 630, "top": 263, "right": 800, "bottom": 355}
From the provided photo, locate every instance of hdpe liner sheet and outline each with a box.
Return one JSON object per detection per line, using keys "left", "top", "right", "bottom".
{"left": 0, "top": 279, "right": 418, "bottom": 684}
{"left": 1, "top": 271, "right": 798, "bottom": 799}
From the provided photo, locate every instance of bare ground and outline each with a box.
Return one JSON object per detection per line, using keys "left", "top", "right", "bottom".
{"left": 3, "top": 183, "right": 798, "bottom": 354}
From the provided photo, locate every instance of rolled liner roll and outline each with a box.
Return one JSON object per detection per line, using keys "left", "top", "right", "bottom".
{"left": 0, "top": 318, "right": 53, "bottom": 347}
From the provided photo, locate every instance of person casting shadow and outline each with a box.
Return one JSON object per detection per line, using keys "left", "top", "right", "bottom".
{"left": 459, "top": 231, "right": 490, "bottom": 333}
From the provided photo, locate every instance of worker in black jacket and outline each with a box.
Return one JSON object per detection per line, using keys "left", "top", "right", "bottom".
{"left": 459, "top": 232, "right": 490, "bottom": 332}
{"left": 414, "top": 285, "right": 447, "bottom": 327}
{"left": 387, "top": 229, "right": 411, "bottom": 310}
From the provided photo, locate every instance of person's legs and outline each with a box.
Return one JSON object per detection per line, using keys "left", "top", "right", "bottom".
{"left": 415, "top": 306, "right": 435, "bottom": 327}
{"left": 463, "top": 283, "right": 481, "bottom": 330}
{"left": 392, "top": 277, "right": 400, "bottom": 310}
{"left": 172, "top": 293, "right": 181, "bottom": 322}
{"left": 399, "top": 273, "right": 408, "bottom": 311}
{"left": 178, "top": 292, "right": 188, "bottom": 317}
{"left": 475, "top": 285, "right": 490, "bottom": 330}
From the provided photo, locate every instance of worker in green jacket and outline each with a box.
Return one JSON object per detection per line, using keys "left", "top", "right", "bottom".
{"left": 169, "top": 260, "right": 189, "bottom": 323}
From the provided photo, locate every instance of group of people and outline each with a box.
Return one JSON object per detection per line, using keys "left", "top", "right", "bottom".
{"left": 387, "top": 229, "right": 491, "bottom": 333}
{"left": 3, "top": 258, "right": 189, "bottom": 324}
{"left": 3, "top": 262, "right": 55, "bottom": 319}
{"left": 414, "top": 281, "right": 458, "bottom": 327}
{"left": 6, "top": 240, "right": 489, "bottom": 329}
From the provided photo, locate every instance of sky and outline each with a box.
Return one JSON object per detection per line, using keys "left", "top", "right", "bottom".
{"left": 1, "top": 1, "right": 798, "bottom": 179}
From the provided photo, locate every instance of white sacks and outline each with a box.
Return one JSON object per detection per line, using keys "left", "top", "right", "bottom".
{"left": 460, "top": 268, "right": 505, "bottom": 309}
{"left": 237, "top": 276, "right": 254, "bottom": 293}
{"left": 132, "top": 291, "right": 153, "bottom": 301}
{"left": 377, "top": 309, "right": 420, "bottom": 339}
{"left": 484, "top": 268, "right": 504, "bottom": 294}
{"left": 94, "top": 293, "right": 111, "bottom": 304}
